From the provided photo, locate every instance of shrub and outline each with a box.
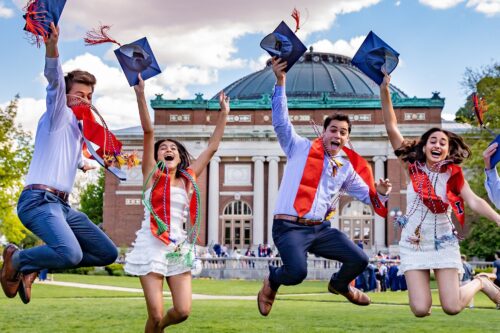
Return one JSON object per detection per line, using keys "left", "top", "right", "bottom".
{"left": 105, "top": 263, "right": 124, "bottom": 276}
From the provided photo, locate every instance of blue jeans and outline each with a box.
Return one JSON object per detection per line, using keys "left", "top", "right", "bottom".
{"left": 269, "top": 219, "right": 368, "bottom": 292}
{"left": 16, "top": 189, "right": 118, "bottom": 273}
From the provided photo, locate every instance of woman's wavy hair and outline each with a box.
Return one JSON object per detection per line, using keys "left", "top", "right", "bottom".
{"left": 394, "top": 128, "right": 471, "bottom": 165}
{"left": 154, "top": 139, "right": 192, "bottom": 177}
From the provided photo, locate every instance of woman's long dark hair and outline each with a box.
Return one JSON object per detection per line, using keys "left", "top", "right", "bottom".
{"left": 154, "top": 139, "right": 192, "bottom": 177}
{"left": 394, "top": 128, "right": 471, "bottom": 165}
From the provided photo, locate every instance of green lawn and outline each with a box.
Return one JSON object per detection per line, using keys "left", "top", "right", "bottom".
{"left": 0, "top": 276, "right": 497, "bottom": 333}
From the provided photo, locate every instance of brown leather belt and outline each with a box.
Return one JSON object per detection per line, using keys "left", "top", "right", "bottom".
{"left": 274, "top": 214, "right": 324, "bottom": 226}
{"left": 23, "top": 184, "right": 70, "bottom": 202}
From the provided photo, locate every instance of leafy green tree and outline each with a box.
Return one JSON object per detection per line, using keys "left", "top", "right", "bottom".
{"left": 460, "top": 73, "right": 500, "bottom": 260}
{"left": 0, "top": 96, "right": 34, "bottom": 245}
{"left": 80, "top": 168, "right": 105, "bottom": 225}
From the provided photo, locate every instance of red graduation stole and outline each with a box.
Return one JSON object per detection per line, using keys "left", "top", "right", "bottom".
{"left": 293, "top": 138, "right": 387, "bottom": 218}
{"left": 149, "top": 168, "right": 198, "bottom": 245}
{"left": 71, "top": 104, "right": 123, "bottom": 160}
{"left": 408, "top": 163, "right": 465, "bottom": 226}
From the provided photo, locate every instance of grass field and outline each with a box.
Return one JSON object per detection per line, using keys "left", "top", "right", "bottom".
{"left": 0, "top": 274, "right": 498, "bottom": 333}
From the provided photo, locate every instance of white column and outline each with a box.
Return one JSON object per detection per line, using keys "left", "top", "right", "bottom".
{"left": 207, "top": 156, "right": 221, "bottom": 245}
{"left": 252, "top": 156, "right": 265, "bottom": 246}
{"left": 266, "top": 156, "right": 280, "bottom": 246}
{"left": 373, "top": 155, "right": 387, "bottom": 249}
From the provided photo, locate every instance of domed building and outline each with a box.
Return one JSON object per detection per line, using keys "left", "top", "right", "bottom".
{"left": 103, "top": 50, "right": 447, "bottom": 254}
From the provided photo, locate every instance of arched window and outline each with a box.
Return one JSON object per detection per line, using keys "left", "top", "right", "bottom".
{"left": 221, "top": 200, "right": 252, "bottom": 248}
{"left": 340, "top": 200, "right": 374, "bottom": 248}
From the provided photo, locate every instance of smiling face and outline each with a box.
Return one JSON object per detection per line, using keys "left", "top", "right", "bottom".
{"left": 156, "top": 140, "right": 181, "bottom": 170}
{"left": 423, "top": 130, "right": 449, "bottom": 166}
{"left": 322, "top": 119, "right": 350, "bottom": 156}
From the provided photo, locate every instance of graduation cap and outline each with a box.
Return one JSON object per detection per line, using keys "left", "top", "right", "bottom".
{"left": 260, "top": 21, "right": 307, "bottom": 72}
{"left": 351, "top": 31, "right": 399, "bottom": 85}
{"left": 85, "top": 25, "right": 162, "bottom": 86}
{"left": 23, "top": 0, "right": 67, "bottom": 47}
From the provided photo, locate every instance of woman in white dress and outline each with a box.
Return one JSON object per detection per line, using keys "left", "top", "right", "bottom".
{"left": 125, "top": 75, "right": 229, "bottom": 332}
{"left": 380, "top": 73, "right": 500, "bottom": 316}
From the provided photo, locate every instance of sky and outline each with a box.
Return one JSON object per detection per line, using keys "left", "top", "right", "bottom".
{"left": 0, "top": 0, "right": 499, "bottom": 134}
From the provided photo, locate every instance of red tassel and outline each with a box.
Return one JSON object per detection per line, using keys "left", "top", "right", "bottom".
{"left": 84, "top": 24, "right": 121, "bottom": 46}
{"left": 291, "top": 8, "right": 300, "bottom": 33}
{"left": 23, "top": 0, "right": 49, "bottom": 48}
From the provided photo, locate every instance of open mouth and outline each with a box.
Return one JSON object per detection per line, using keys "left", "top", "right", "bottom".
{"left": 330, "top": 141, "right": 340, "bottom": 150}
{"left": 430, "top": 149, "right": 442, "bottom": 158}
{"left": 164, "top": 155, "right": 174, "bottom": 161}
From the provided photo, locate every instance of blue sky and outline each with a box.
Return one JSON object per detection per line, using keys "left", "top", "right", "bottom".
{"left": 0, "top": 0, "right": 499, "bottom": 132}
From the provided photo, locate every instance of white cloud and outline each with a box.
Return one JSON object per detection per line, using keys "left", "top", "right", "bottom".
{"left": 311, "top": 35, "right": 366, "bottom": 58}
{"left": 419, "top": 0, "right": 465, "bottom": 9}
{"left": 395, "top": 1, "right": 401, "bottom": 6}
{"left": 0, "top": 97, "right": 45, "bottom": 134}
{"left": 419, "top": 0, "right": 500, "bottom": 15}
{"left": 0, "top": 1, "right": 14, "bottom": 18}
{"left": 248, "top": 54, "right": 272, "bottom": 72}
{"left": 466, "top": 0, "right": 500, "bottom": 16}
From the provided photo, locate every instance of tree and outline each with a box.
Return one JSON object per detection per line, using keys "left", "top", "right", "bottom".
{"left": 80, "top": 168, "right": 105, "bottom": 225}
{"left": 0, "top": 96, "right": 34, "bottom": 245}
{"left": 459, "top": 72, "right": 500, "bottom": 260}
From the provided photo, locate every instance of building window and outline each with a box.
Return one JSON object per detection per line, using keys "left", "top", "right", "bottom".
{"left": 169, "top": 114, "right": 191, "bottom": 122}
{"left": 404, "top": 113, "right": 425, "bottom": 121}
{"left": 340, "top": 200, "right": 374, "bottom": 248}
{"left": 222, "top": 200, "right": 252, "bottom": 248}
{"left": 224, "top": 164, "right": 252, "bottom": 186}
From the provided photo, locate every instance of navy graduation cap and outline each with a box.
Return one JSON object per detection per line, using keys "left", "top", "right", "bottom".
{"left": 351, "top": 31, "right": 399, "bottom": 85}
{"left": 260, "top": 21, "right": 307, "bottom": 72}
{"left": 85, "top": 25, "right": 161, "bottom": 86}
{"left": 23, "top": 0, "right": 67, "bottom": 47}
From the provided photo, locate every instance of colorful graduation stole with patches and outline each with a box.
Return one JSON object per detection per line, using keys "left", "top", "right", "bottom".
{"left": 71, "top": 104, "right": 123, "bottom": 160}
{"left": 293, "top": 138, "right": 387, "bottom": 218}
{"left": 149, "top": 168, "right": 198, "bottom": 245}
{"left": 408, "top": 163, "right": 465, "bottom": 226}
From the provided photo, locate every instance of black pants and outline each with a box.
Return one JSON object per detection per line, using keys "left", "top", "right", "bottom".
{"left": 269, "top": 219, "right": 368, "bottom": 293}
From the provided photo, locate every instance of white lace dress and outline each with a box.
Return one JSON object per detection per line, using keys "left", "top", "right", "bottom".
{"left": 124, "top": 187, "right": 193, "bottom": 277}
{"left": 398, "top": 168, "right": 463, "bottom": 275}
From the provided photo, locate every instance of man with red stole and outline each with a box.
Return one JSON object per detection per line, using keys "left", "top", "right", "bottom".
{"left": 257, "top": 58, "right": 392, "bottom": 316}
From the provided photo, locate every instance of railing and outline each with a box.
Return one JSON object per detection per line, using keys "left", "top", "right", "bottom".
{"left": 197, "top": 257, "right": 495, "bottom": 280}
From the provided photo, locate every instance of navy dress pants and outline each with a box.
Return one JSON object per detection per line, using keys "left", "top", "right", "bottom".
{"left": 269, "top": 219, "right": 368, "bottom": 293}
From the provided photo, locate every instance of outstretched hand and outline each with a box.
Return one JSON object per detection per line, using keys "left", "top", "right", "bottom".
{"left": 271, "top": 57, "right": 287, "bottom": 85}
{"left": 376, "top": 178, "right": 392, "bottom": 196}
{"left": 380, "top": 70, "right": 391, "bottom": 91}
{"left": 219, "top": 91, "right": 230, "bottom": 114}
{"left": 45, "top": 22, "right": 59, "bottom": 58}
{"left": 483, "top": 142, "right": 498, "bottom": 170}
{"left": 134, "top": 73, "right": 145, "bottom": 95}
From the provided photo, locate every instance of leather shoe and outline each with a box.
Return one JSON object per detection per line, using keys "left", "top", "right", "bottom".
{"left": 476, "top": 274, "right": 500, "bottom": 306}
{"left": 257, "top": 276, "right": 277, "bottom": 316}
{"left": 328, "top": 282, "right": 371, "bottom": 306}
{"left": 18, "top": 272, "right": 38, "bottom": 304}
{"left": 0, "top": 244, "right": 21, "bottom": 298}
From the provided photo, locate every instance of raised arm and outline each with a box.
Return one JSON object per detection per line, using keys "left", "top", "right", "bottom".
{"left": 271, "top": 58, "right": 306, "bottom": 156}
{"left": 134, "top": 74, "right": 155, "bottom": 184}
{"left": 44, "top": 23, "right": 72, "bottom": 131}
{"left": 380, "top": 74, "right": 404, "bottom": 152}
{"left": 189, "top": 91, "right": 230, "bottom": 177}
{"left": 461, "top": 180, "right": 500, "bottom": 226}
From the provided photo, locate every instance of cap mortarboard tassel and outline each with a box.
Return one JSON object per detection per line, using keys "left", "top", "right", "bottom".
{"left": 23, "top": 0, "right": 49, "bottom": 48}
{"left": 291, "top": 8, "right": 300, "bottom": 33}
{"left": 84, "top": 24, "right": 122, "bottom": 46}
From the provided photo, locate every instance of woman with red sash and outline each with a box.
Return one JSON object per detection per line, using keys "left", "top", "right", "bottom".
{"left": 380, "top": 73, "right": 500, "bottom": 316}
{"left": 124, "top": 75, "right": 230, "bottom": 332}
